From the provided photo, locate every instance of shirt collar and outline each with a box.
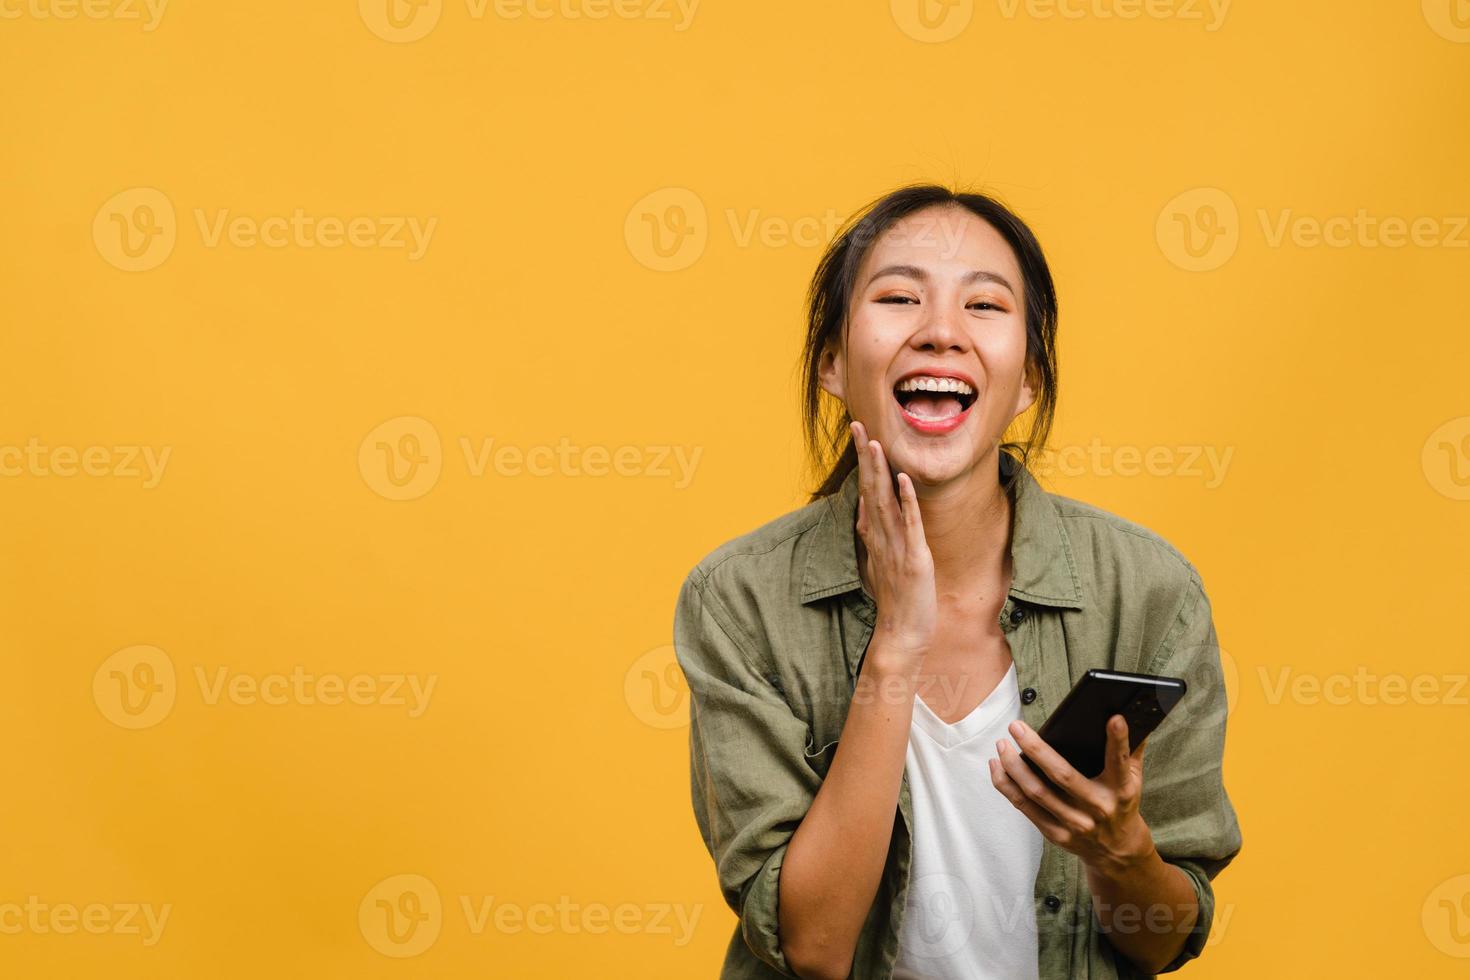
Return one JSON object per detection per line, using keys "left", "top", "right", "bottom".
{"left": 799, "top": 450, "right": 1086, "bottom": 610}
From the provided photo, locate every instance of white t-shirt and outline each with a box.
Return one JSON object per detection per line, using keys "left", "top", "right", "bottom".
{"left": 891, "top": 660, "right": 1045, "bottom": 980}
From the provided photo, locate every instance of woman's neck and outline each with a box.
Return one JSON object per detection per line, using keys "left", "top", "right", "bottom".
{"left": 854, "top": 450, "right": 1016, "bottom": 604}
{"left": 914, "top": 452, "right": 1015, "bottom": 601}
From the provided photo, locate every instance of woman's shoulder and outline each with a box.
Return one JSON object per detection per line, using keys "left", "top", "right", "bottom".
{"left": 682, "top": 492, "right": 835, "bottom": 593}
{"left": 1041, "top": 487, "right": 1208, "bottom": 601}
{"left": 673, "top": 495, "right": 843, "bottom": 669}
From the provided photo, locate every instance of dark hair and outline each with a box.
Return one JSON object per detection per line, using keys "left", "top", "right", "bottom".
{"left": 798, "top": 184, "right": 1060, "bottom": 501}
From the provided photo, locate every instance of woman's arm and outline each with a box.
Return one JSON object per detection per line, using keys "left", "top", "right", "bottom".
{"left": 994, "top": 711, "right": 1204, "bottom": 974}
{"left": 1084, "top": 839, "right": 1200, "bottom": 973}
{"left": 777, "top": 637, "right": 921, "bottom": 980}
{"left": 780, "top": 424, "right": 937, "bottom": 980}
{"left": 992, "top": 578, "right": 1243, "bottom": 976}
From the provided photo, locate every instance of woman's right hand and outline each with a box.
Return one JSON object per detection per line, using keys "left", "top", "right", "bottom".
{"left": 851, "top": 420, "right": 938, "bottom": 671}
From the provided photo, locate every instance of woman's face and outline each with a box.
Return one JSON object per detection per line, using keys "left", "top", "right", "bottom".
{"left": 818, "top": 203, "right": 1037, "bottom": 489}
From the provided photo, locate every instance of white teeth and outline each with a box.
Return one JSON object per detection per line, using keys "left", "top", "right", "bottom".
{"left": 895, "top": 376, "right": 975, "bottom": 396}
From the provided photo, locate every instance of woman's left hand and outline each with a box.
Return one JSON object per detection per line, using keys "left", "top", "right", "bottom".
{"left": 989, "top": 715, "right": 1156, "bottom": 876}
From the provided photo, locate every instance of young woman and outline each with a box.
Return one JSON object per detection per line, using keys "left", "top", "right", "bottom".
{"left": 673, "top": 185, "right": 1242, "bottom": 980}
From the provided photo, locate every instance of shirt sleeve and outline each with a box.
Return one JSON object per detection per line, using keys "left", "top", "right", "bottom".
{"left": 672, "top": 566, "right": 827, "bottom": 979}
{"left": 1138, "top": 578, "right": 1245, "bottom": 974}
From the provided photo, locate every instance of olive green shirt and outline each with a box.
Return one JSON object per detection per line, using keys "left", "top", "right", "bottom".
{"left": 672, "top": 451, "right": 1243, "bottom": 979}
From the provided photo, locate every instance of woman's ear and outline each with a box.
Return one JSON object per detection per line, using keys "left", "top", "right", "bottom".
{"left": 817, "top": 340, "right": 846, "bottom": 402}
{"left": 1014, "top": 359, "right": 1038, "bottom": 418}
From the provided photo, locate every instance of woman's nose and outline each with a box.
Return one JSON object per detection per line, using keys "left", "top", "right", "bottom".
{"left": 911, "top": 302, "right": 968, "bottom": 352}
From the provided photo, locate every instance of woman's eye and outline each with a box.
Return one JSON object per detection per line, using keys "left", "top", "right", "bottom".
{"left": 969, "top": 301, "right": 1003, "bottom": 312}
{"left": 876, "top": 295, "right": 917, "bottom": 305}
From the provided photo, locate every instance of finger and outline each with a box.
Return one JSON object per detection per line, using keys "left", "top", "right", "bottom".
{"left": 995, "top": 738, "right": 1098, "bottom": 831}
{"left": 851, "top": 424, "right": 877, "bottom": 539}
{"left": 989, "top": 756, "right": 1070, "bottom": 842}
{"left": 1107, "top": 715, "right": 1132, "bottom": 780}
{"left": 861, "top": 442, "right": 891, "bottom": 553}
{"left": 1003, "top": 720, "right": 1106, "bottom": 815}
{"left": 896, "top": 471, "right": 927, "bottom": 546}
{"left": 868, "top": 439, "right": 901, "bottom": 541}
{"left": 851, "top": 420, "right": 872, "bottom": 490}
{"left": 1101, "top": 714, "right": 1144, "bottom": 787}
{"left": 852, "top": 422, "right": 872, "bottom": 511}
{"left": 894, "top": 470, "right": 920, "bottom": 553}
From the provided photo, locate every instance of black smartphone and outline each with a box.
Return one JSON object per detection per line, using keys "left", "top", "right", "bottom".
{"left": 1020, "top": 669, "right": 1186, "bottom": 782}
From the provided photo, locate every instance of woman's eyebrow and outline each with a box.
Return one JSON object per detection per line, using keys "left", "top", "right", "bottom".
{"left": 867, "top": 264, "right": 1016, "bottom": 295}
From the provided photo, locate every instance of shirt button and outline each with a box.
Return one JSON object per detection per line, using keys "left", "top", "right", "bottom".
{"left": 1043, "top": 895, "right": 1062, "bottom": 912}
{"left": 1009, "top": 607, "right": 1027, "bottom": 624}
{"left": 1021, "top": 687, "right": 1037, "bottom": 705}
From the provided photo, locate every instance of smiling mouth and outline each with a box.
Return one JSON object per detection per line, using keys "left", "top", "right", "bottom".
{"left": 893, "top": 376, "right": 977, "bottom": 423}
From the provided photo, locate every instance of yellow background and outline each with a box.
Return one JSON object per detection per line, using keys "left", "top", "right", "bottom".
{"left": 3, "top": 0, "right": 1469, "bottom": 975}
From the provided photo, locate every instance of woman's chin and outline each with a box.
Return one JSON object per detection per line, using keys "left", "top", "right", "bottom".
{"left": 884, "top": 440, "right": 980, "bottom": 488}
